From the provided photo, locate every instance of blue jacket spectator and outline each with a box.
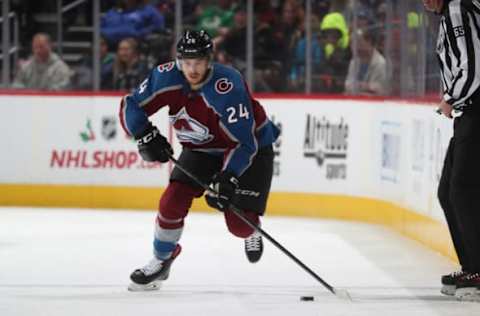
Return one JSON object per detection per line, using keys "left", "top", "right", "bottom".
{"left": 290, "top": 34, "right": 323, "bottom": 85}
{"left": 101, "top": 1, "right": 165, "bottom": 45}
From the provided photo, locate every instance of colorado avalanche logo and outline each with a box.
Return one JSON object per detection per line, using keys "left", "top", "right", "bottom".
{"left": 215, "top": 78, "right": 234, "bottom": 94}
{"left": 157, "top": 61, "right": 175, "bottom": 73}
{"left": 169, "top": 107, "right": 214, "bottom": 145}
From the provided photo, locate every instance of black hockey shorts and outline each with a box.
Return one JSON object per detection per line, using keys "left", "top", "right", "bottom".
{"left": 170, "top": 145, "right": 274, "bottom": 215}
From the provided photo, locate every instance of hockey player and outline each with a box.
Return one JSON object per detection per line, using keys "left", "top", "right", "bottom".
{"left": 120, "top": 29, "right": 280, "bottom": 291}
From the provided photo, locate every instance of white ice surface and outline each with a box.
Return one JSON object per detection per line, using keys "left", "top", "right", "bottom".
{"left": 1, "top": 207, "right": 479, "bottom": 316}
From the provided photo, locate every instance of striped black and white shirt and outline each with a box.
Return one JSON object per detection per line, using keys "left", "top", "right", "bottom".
{"left": 437, "top": 0, "right": 480, "bottom": 107}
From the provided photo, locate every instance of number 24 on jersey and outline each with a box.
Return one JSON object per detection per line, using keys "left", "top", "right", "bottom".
{"left": 226, "top": 103, "right": 250, "bottom": 123}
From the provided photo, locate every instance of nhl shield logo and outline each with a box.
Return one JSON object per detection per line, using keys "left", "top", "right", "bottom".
{"left": 101, "top": 116, "right": 117, "bottom": 141}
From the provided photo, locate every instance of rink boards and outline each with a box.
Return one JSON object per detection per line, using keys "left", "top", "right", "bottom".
{"left": 0, "top": 93, "right": 455, "bottom": 260}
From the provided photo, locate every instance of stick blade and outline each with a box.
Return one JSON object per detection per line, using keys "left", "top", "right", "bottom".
{"left": 333, "top": 288, "right": 352, "bottom": 301}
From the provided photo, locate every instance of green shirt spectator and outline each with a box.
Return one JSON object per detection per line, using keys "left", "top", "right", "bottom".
{"left": 196, "top": 3, "right": 236, "bottom": 37}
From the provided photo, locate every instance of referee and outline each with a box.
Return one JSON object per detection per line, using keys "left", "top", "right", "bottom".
{"left": 424, "top": 0, "right": 480, "bottom": 301}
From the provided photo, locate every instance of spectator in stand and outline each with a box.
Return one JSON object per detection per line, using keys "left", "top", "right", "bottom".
{"left": 321, "top": 9, "right": 349, "bottom": 62}
{"left": 12, "top": 33, "right": 72, "bottom": 91}
{"left": 215, "top": 3, "right": 285, "bottom": 91}
{"left": 288, "top": 14, "right": 323, "bottom": 92}
{"left": 217, "top": 5, "right": 248, "bottom": 71}
{"left": 269, "top": 0, "right": 304, "bottom": 90}
{"left": 315, "top": 9, "right": 351, "bottom": 93}
{"left": 74, "top": 36, "right": 115, "bottom": 90}
{"left": 353, "top": 8, "right": 375, "bottom": 31}
{"left": 344, "top": 28, "right": 387, "bottom": 95}
{"left": 101, "top": 0, "right": 165, "bottom": 46}
{"left": 252, "top": 1, "right": 287, "bottom": 92}
{"left": 374, "top": 3, "right": 387, "bottom": 55}
{"left": 112, "top": 37, "right": 149, "bottom": 91}
{"left": 195, "top": 0, "right": 237, "bottom": 38}
{"left": 100, "top": 37, "right": 116, "bottom": 90}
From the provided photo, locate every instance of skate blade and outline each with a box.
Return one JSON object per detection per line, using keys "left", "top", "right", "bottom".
{"left": 128, "top": 281, "right": 162, "bottom": 292}
{"left": 455, "top": 287, "right": 480, "bottom": 302}
{"left": 440, "top": 285, "right": 456, "bottom": 296}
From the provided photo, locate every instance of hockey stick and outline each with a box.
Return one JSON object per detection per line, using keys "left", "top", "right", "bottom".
{"left": 167, "top": 153, "right": 351, "bottom": 300}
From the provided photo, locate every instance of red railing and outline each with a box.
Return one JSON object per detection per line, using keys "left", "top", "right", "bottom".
{"left": 0, "top": 89, "right": 439, "bottom": 105}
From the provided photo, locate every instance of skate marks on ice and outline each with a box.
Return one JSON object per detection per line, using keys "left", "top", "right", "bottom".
{"left": 0, "top": 283, "right": 459, "bottom": 302}
{"left": 346, "top": 286, "right": 458, "bottom": 302}
{"left": 0, "top": 283, "right": 340, "bottom": 301}
{"left": 2, "top": 208, "right": 480, "bottom": 315}
{"left": 2, "top": 283, "right": 476, "bottom": 316}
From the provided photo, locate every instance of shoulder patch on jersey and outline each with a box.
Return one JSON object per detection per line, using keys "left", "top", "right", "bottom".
{"left": 214, "top": 78, "right": 234, "bottom": 94}
{"left": 157, "top": 61, "right": 175, "bottom": 73}
{"left": 453, "top": 25, "right": 465, "bottom": 38}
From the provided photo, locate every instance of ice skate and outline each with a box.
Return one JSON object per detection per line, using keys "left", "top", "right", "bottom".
{"left": 244, "top": 232, "right": 263, "bottom": 263}
{"left": 455, "top": 272, "right": 480, "bottom": 302}
{"left": 441, "top": 270, "right": 467, "bottom": 296}
{"left": 128, "top": 244, "right": 182, "bottom": 291}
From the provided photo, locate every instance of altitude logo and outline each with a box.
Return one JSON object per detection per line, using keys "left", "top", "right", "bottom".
{"left": 303, "top": 114, "right": 348, "bottom": 180}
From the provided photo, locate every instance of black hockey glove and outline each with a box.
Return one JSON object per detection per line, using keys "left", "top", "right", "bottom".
{"left": 135, "top": 123, "right": 173, "bottom": 163}
{"left": 205, "top": 171, "right": 239, "bottom": 212}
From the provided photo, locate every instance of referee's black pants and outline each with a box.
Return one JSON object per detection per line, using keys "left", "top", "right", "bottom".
{"left": 438, "top": 110, "right": 480, "bottom": 273}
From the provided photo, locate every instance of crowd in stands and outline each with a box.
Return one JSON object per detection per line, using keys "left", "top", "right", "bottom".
{"left": 12, "top": 33, "right": 73, "bottom": 91}
{"left": 10, "top": 0, "right": 394, "bottom": 95}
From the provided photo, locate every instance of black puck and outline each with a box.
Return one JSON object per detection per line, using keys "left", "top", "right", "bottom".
{"left": 300, "top": 296, "right": 314, "bottom": 301}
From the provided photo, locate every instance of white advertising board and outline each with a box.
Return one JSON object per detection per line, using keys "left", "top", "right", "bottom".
{"left": 262, "top": 99, "right": 376, "bottom": 196}
{"left": 0, "top": 94, "right": 453, "bottom": 222}
{"left": 0, "top": 95, "right": 171, "bottom": 186}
